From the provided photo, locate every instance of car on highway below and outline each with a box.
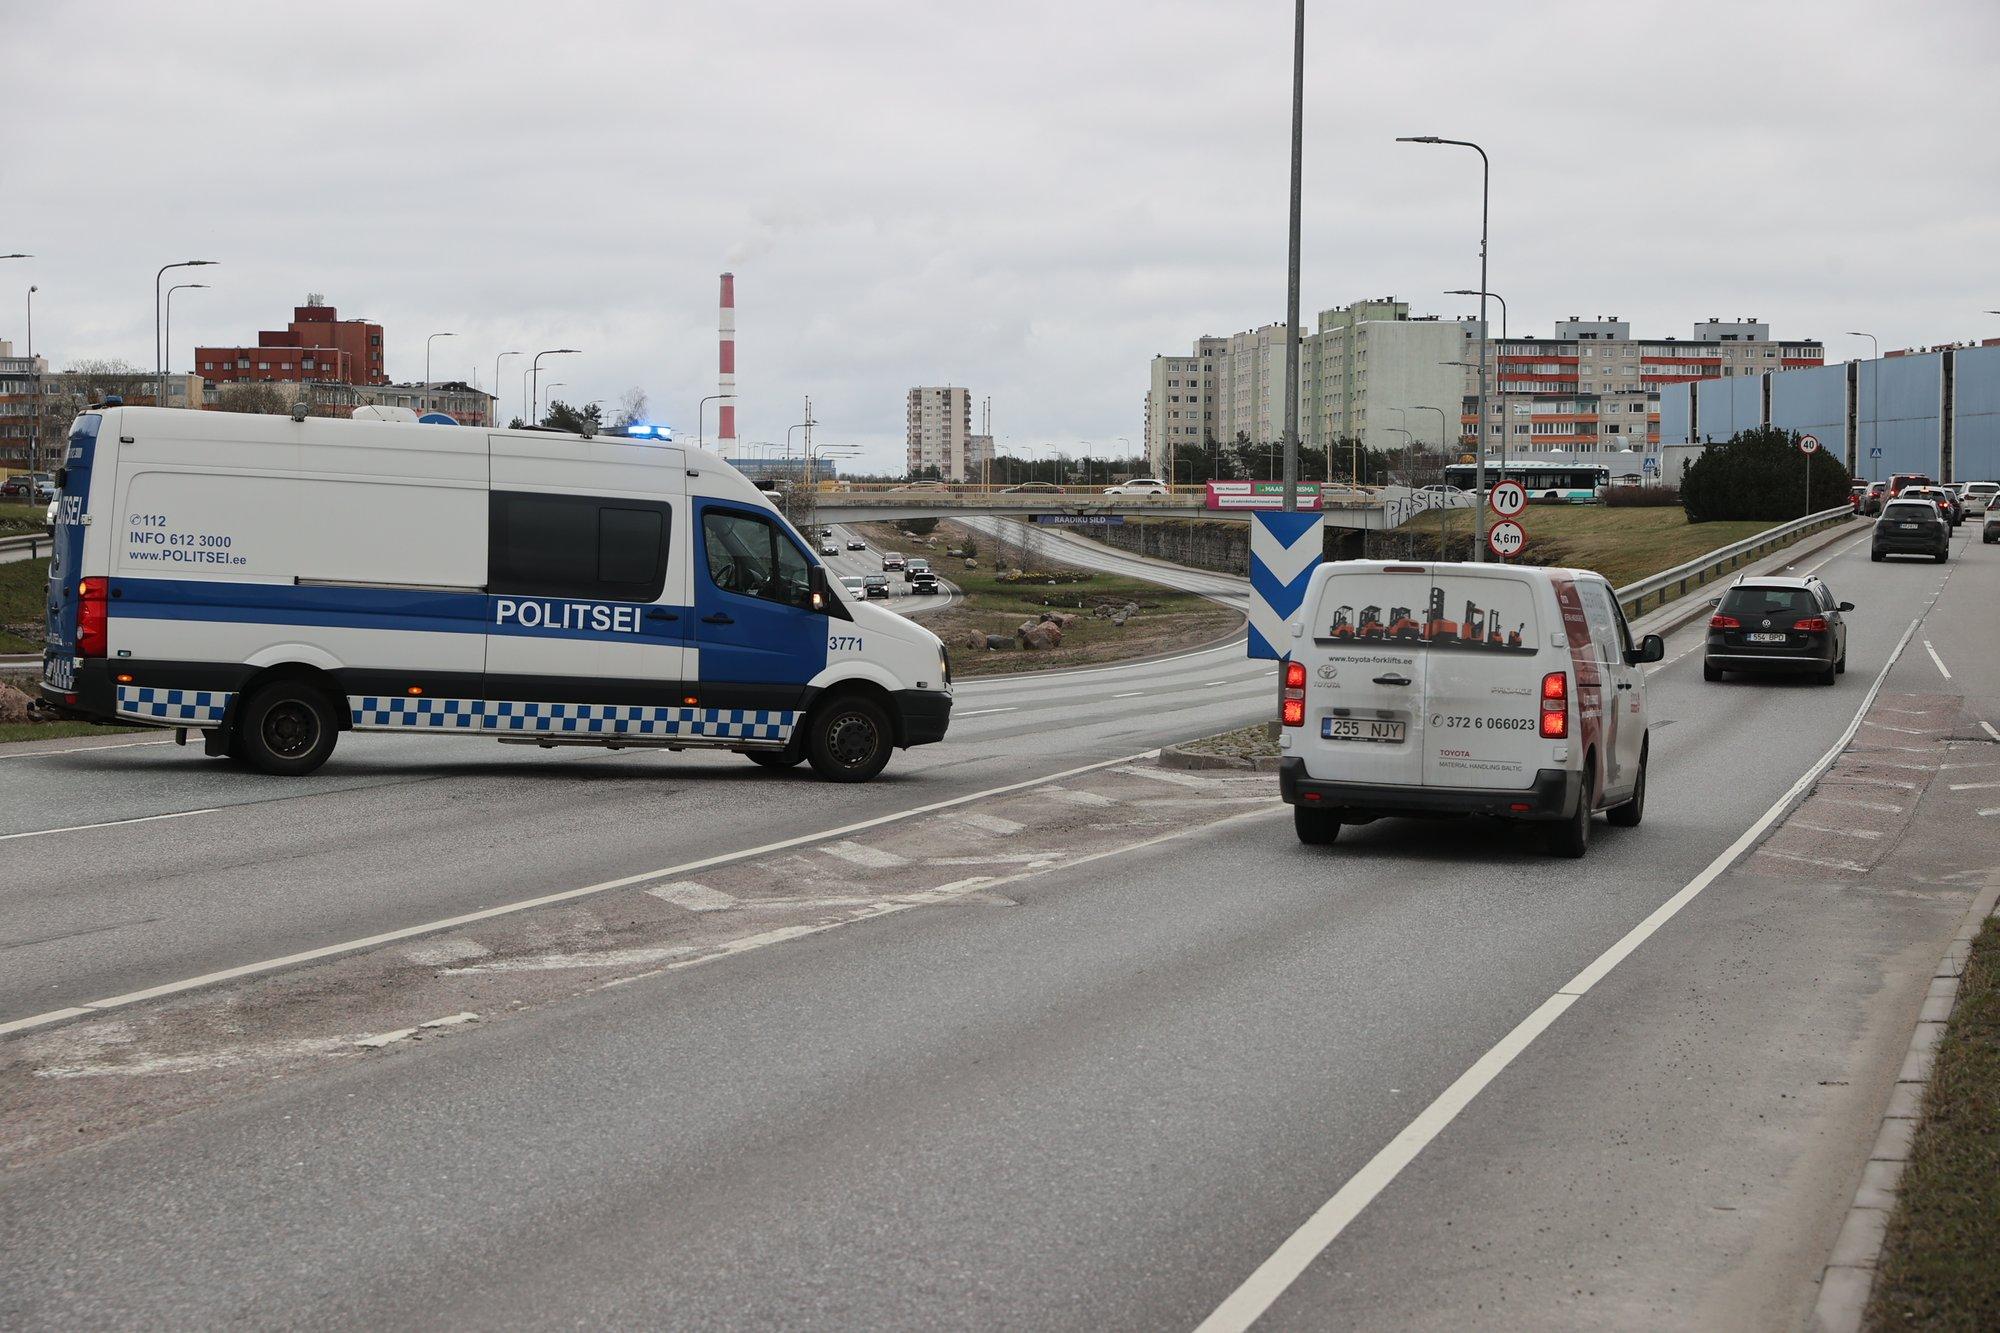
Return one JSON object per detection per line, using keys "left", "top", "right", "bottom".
{"left": 838, "top": 575, "right": 865, "bottom": 597}
{"left": 1102, "top": 477, "right": 1169, "bottom": 496}
{"left": 861, "top": 573, "right": 891, "bottom": 599}
{"left": 1280, "top": 560, "right": 1663, "bottom": 858}
{"left": 1871, "top": 498, "right": 1950, "bottom": 563}
{"left": 819, "top": 541, "right": 839, "bottom": 556}
{"left": 903, "top": 557, "right": 930, "bottom": 583}
{"left": 881, "top": 551, "right": 906, "bottom": 571}
{"left": 1001, "top": 481, "right": 1061, "bottom": 493}
{"left": 909, "top": 569, "right": 940, "bottom": 595}
{"left": 819, "top": 526, "right": 834, "bottom": 537}
{"left": 846, "top": 539, "right": 866, "bottom": 551}
{"left": 1984, "top": 502, "right": 2000, "bottom": 544}
{"left": 1958, "top": 480, "right": 1996, "bottom": 515}
{"left": 1703, "top": 576, "right": 1850, "bottom": 685}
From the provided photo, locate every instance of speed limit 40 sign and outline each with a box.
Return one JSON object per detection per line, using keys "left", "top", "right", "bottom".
{"left": 1487, "top": 519, "right": 1527, "bottom": 558}
{"left": 1489, "top": 480, "right": 1528, "bottom": 517}
{"left": 1799, "top": 433, "right": 1821, "bottom": 453}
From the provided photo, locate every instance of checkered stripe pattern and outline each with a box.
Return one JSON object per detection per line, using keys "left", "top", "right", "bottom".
{"left": 349, "top": 697, "right": 795, "bottom": 741}
{"left": 116, "top": 685, "right": 231, "bottom": 725}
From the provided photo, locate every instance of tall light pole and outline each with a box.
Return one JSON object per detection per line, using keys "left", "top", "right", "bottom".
{"left": 698, "top": 393, "right": 733, "bottom": 450}
{"left": 155, "top": 260, "right": 217, "bottom": 405}
{"left": 423, "top": 332, "right": 457, "bottom": 414}
{"left": 1399, "top": 135, "right": 1490, "bottom": 560}
{"left": 1846, "top": 331, "right": 1880, "bottom": 482}
{"left": 163, "top": 282, "right": 208, "bottom": 383}
{"left": 26, "top": 282, "right": 38, "bottom": 469}
{"left": 1444, "top": 288, "right": 1506, "bottom": 339}
{"left": 493, "top": 351, "right": 523, "bottom": 426}
{"left": 541, "top": 383, "right": 566, "bottom": 419}
{"left": 1281, "top": 0, "right": 1305, "bottom": 511}
{"left": 530, "top": 348, "right": 580, "bottom": 428}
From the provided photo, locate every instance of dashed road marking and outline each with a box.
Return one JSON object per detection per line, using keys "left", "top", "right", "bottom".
{"left": 1044, "top": 787, "right": 1117, "bottom": 807}
{"left": 1982, "top": 721, "right": 2000, "bottom": 742}
{"left": 820, "top": 841, "right": 911, "bottom": 869}
{"left": 444, "top": 945, "right": 698, "bottom": 974}
{"left": 1790, "top": 823, "right": 1885, "bottom": 840}
{"left": 645, "top": 881, "right": 738, "bottom": 912}
{"left": 0, "top": 737, "right": 175, "bottom": 762}
{"left": 1923, "top": 640, "right": 1951, "bottom": 679}
{"left": 958, "top": 812, "right": 1025, "bottom": 835}
{"left": 959, "top": 707, "right": 1017, "bottom": 717}
{"left": 1947, "top": 782, "right": 2000, "bottom": 792}
{"left": 1111, "top": 690, "right": 1145, "bottom": 699}
{"left": 1816, "top": 797, "right": 1905, "bottom": 813}
{"left": 403, "top": 939, "right": 490, "bottom": 966}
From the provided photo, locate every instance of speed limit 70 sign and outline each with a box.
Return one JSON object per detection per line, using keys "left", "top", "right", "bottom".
{"left": 1487, "top": 519, "right": 1527, "bottom": 558}
{"left": 1488, "top": 480, "right": 1527, "bottom": 517}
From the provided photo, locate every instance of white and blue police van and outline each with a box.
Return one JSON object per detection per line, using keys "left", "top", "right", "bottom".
{"left": 38, "top": 404, "right": 952, "bottom": 780}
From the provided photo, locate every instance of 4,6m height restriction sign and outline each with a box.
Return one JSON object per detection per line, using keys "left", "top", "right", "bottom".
{"left": 1487, "top": 519, "right": 1527, "bottom": 559}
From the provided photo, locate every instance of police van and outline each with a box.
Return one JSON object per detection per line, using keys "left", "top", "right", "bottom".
{"left": 1278, "top": 560, "right": 1663, "bottom": 857}
{"left": 39, "top": 405, "right": 951, "bottom": 780}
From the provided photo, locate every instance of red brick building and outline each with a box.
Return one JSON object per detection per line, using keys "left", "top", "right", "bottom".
{"left": 197, "top": 301, "right": 386, "bottom": 386}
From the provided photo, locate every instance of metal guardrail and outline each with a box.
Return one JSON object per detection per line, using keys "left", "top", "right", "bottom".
{"left": 0, "top": 532, "right": 50, "bottom": 559}
{"left": 1614, "top": 506, "right": 1855, "bottom": 619}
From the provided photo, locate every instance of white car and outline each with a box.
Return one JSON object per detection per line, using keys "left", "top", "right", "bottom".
{"left": 1280, "top": 560, "right": 1663, "bottom": 857}
{"left": 1102, "top": 477, "right": 1169, "bottom": 496}
{"left": 819, "top": 541, "right": 838, "bottom": 556}
{"left": 1959, "top": 480, "right": 1997, "bottom": 515}
{"left": 1984, "top": 503, "right": 2000, "bottom": 545}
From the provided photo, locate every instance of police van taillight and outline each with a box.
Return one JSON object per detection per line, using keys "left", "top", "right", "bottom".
{"left": 1281, "top": 659, "right": 1307, "bottom": 727}
{"left": 76, "top": 578, "right": 108, "bottom": 658}
{"left": 1539, "top": 670, "right": 1568, "bottom": 739}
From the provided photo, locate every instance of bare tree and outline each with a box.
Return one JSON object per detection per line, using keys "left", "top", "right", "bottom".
{"left": 613, "top": 386, "right": 649, "bottom": 428}
{"left": 215, "top": 382, "right": 293, "bottom": 415}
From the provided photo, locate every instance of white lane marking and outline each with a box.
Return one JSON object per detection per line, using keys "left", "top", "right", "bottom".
{"left": 1790, "top": 822, "right": 1885, "bottom": 840}
{"left": 1947, "top": 782, "right": 2000, "bottom": 792}
{"left": 355, "top": 1028, "right": 418, "bottom": 1049}
{"left": 1044, "top": 787, "right": 1117, "bottom": 807}
{"left": 1193, "top": 611, "right": 1924, "bottom": 1333}
{"left": 1816, "top": 797, "right": 1905, "bottom": 813}
{"left": 444, "top": 945, "right": 698, "bottom": 974}
{"left": 820, "top": 840, "right": 910, "bottom": 869}
{"left": 959, "top": 707, "right": 1017, "bottom": 717}
{"left": 958, "top": 812, "right": 1024, "bottom": 835}
{"left": 403, "top": 939, "right": 490, "bottom": 966}
{"left": 1753, "top": 848, "right": 1874, "bottom": 872}
{"left": 0, "top": 737, "right": 175, "bottom": 761}
{"left": 1979, "top": 808, "right": 2000, "bottom": 818}
{"left": 645, "top": 881, "right": 738, "bottom": 912}
{"left": 925, "top": 852, "right": 1062, "bottom": 865}
{"left": 0, "top": 806, "right": 219, "bottom": 843}
{"left": 1982, "top": 721, "right": 2000, "bottom": 742}
{"left": 0, "top": 747, "right": 1163, "bottom": 1039}
{"left": 1924, "top": 640, "right": 1952, "bottom": 679}
{"left": 1827, "top": 776, "right": 1918, "bottom": 789}
{"left": 1111, "top": 691, "right": 1145, "bottom": 699}
{"left": 421, "top": 1012, "right": 479, "bottom": 1029}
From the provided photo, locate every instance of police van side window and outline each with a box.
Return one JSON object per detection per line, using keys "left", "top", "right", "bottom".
{"left": 702, "top": 509, "right": 813, "bottom": 609}
{"left": 489, "top": 493, "right": 670, "bottom": 602}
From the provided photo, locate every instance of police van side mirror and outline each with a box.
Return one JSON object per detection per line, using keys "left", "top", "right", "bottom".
{"left": 808, "top": 564, "right": 852, "bottom": 621}
{"left": 1627, "top": 634, "right": 1665, "bottom": 666}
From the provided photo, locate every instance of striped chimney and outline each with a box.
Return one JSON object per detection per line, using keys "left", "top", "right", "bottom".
{"left": 718, "top": 272, "right": 737, "bottom": 448}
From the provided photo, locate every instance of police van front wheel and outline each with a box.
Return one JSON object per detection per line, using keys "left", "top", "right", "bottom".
{"left": 239, "top": 682, "right": 339, "bottom": 777}
{"left": 806, "top": 696, "right": 892, "bottom": 782}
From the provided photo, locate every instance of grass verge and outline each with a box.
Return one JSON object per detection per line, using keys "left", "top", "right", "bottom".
{"left": 1172, "top": 721, "right": 1279, "bottom": 760}
{"left": 852, "top": 521, "right": 1242, "bottom": 677}
{"left": 0, "top": 500, "right": 50, "bottom": 538}
{"left": 0, "top": 721, "right": 146, "bottom": 744}
{"left": 1866, "top": 915, "right": 2000, "bottom": 1329}
{"left": 1382, "top": 505, "right": 1785, "bottom": 588}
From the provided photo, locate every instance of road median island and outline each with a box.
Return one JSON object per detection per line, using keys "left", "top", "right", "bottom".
{"left": 0, "top": 757, "right": 1280, "bottom": 1171}
{"left": 850, "top": 521, "right": 1243, "bottom": 677}
{"left": 1865, "top": 913, "right": 2000, "bottom": 1329}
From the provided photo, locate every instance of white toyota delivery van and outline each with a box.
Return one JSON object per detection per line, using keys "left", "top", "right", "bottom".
{"left": 39, "top": 405, "right": 951, "bottom": 780}
{"left": 1277, "top": 560, "right": 1663, "bottom": 856}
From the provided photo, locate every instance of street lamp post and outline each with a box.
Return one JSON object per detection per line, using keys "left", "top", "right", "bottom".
{"left": 1846, "top": 331, "right": 1879, "bottom": 481}
{"left": 1282, "top": 0, "right": 1305, "bottom": 511}
{"left": 26, "top": 282, "right": 38, "bottom": 470}
{"left": 530, "top": 348, "right": 580, "bottom": 428}
{"left": 163, "top": 282, "right": 208, "bottom": 386}
{"left": 1399, "top": 135, "right": 1490, "bottom": 560}
{"left": 1444, "top": 289, "right": 1506, "bottom": 339}
{"left": 541, "top": 383, "right": 566, "bottom": 420}
{"left": 155, "top": 259, "right": 217, "bottom": 405}
{"left": 493, "top": 351, "right": 523, "bottom": 426}
{"left": 698, "top": 393, "right": 734, "bottom": 450}
{"left": 424, "top": 332, "right": 457, "bottom": 415}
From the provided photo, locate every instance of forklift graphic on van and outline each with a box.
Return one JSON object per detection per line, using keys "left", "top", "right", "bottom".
{"left": 1327, "top": 587, "right": 1532, "bottom": 653}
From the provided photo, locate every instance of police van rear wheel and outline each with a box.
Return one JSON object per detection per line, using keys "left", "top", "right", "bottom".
{"left": 806, "top": 696, "right": 892, "bottom": 782}
{"left": 239, "top": 683, "right": 338, "bottom": 777}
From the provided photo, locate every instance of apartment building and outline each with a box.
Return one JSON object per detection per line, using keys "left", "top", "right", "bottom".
{"left": 1144, "top": 335, "right": 1224, "bottom": 472}
{"left": 0, "top": 341, "right": 50, "bottom": 469}
{"left": 1304, "top": 299, "right": 1479, "bottom": 453}
{"left": 1467, "top": 316, "right": 1824, "bottom": 453}
{"left": 906, "top": 385, "right": 973, "bottom": 480}
{"left": 197, "top": 298, "right": 387, "bottom": 387}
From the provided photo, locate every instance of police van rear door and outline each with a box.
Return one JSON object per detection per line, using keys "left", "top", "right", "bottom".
{"left": 42, "top": 413, "right": 101, "bottom": 697}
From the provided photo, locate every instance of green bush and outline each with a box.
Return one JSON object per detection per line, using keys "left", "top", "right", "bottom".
{"left": 1681, "top": 426, "right": 1852, "bottom": 522}
{"left": 1606, "top": 484, "right": 1682, "bottom": 507}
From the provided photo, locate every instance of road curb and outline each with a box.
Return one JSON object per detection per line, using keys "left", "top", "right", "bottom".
{"left": 1809, "top": 879, "right": 2000, "bottom": 1333}
{"left": 1158, "top": 744, "right": 1281, "bottom": 772}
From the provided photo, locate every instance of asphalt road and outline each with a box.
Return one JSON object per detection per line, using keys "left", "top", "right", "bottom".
{"left": 5, "top": 517, "right": 1993, "bottom": 1327}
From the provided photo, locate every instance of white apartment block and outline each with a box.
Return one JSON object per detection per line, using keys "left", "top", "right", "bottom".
{"left": 1144, "top": 336, "right": 1223, "bottom": 473}
{"left": 906, "top": 385, "right": 973, "bottom": 481}
{"left": 1304, "top": 299, "right": 1480, "bottom": 454}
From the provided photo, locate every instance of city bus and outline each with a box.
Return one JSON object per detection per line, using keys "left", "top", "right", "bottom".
{"left": 1442, "top": 461, "right": 1609, "bottom": 504}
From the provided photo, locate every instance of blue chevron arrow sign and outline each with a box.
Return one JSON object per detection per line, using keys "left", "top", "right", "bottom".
{"left": 1248, "top": 510, "right": 1324, "bottom": 660}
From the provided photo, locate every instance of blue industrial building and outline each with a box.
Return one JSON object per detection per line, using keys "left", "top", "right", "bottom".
{"left": 1658, "top": 342, "right": 2000, "bottom": 482}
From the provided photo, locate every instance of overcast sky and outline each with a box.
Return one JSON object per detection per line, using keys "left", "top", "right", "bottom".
{"left": 5, "top": 1, "right": 1997, "bottom": 472}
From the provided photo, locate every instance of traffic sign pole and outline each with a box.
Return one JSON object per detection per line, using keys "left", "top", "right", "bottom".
{"left": 1799, "top": 433, "right": 1820, "bottom": 516}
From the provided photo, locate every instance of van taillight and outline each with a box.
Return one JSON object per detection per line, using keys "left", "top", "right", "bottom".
{"left": 1539, "top": 670, "right": 1568, "bottom": 739}
{"left": 77, "top": 578, "right": 108, "bottom": 658}
{"left": 1795, "top": 616, "right": 1827, "bottom": 633}
{"left": 1281, "top": 658, "right": 1307, "bottom": 727}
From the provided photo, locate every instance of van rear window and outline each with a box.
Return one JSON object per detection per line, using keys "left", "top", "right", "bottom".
{"left": 1313, "top": 571, "right": 1539, "bottom": 654}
